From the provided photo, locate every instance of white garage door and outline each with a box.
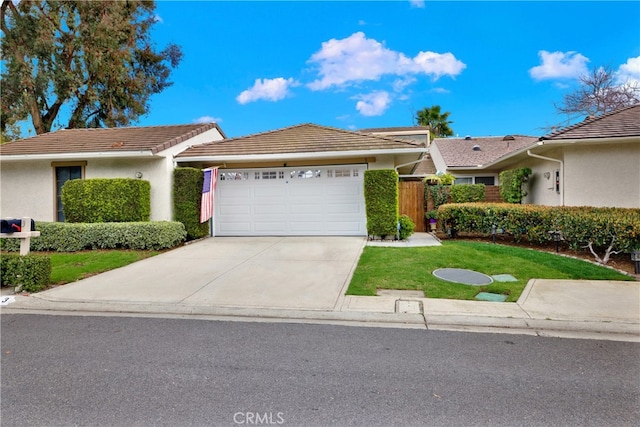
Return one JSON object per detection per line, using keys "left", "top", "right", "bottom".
{"left": 214, "top": 165, "right": 367, "bottom": 236}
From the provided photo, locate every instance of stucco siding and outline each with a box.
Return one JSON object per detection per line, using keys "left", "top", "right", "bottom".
{"left": 563, "top": 142, "right": 640, "bottom": 208}
{"left": 521, "top": 152, "right": 564, "bottom": 206}
{"left": 0, "top": 160, "right": 56, "bottom": 221}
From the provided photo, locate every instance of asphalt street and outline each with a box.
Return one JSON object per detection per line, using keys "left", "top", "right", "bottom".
{"left": 1, "top": 314, "right": 639, "bottom": 427}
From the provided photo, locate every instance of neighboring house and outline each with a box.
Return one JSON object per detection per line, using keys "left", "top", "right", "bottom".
{"left": 497, "top": 105, "right": 640, "bottom": 208}
{"left": 0, "top": 123, "right": 226, "bottom": 222}
{"left": 427, "top": 105, "right": 640, "bottom": 208}
{"left": 429, "top": 135, "right": 539, "bottom": 185}
{"left": 175, "top": 123, "right": 426, "bottom": 236}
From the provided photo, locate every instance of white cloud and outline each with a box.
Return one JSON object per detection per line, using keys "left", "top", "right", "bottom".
{"left": 410, "top": 0, "right": 425, "bottom": 8}
{"left": 153, "top": 14, "right": 163, "bottom": 23}
{"left": 392, "top": 77, "right": 416, "bottom": 92}
{"left": 529, "top": 50, "right": 589, "bottom": 80}
{"left": 430, "top": 87, "right": 450, "bottom": 94}
{"left": 616, "top": 56, "right": 640, "bottom": 85}
{"left": 193, "top": 116, "right": 222, "bottom": 124}
{"left": 352, "top": 91, "right": 391, "bottom": 116}
{"left": 358, "top": 20, "right": 367, "bottom": 26}
{"left": 236, "top": 77, "right": 300, "bottom": 104}
{"left": 307, "top": 32, "right": 465, "bottom": 91}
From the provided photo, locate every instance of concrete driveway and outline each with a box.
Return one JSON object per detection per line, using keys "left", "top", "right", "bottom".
{"left": 34, "top": 237, "right": 366, "bottom": 310}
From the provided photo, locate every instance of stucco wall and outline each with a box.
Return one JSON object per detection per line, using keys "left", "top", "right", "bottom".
{"left": 520, "top": 151, "right": 564, "bottom": 206}
{"left": 563, "top": 142, "right": 640, "bottom": 208}
{"left": 0, "top": 160, "right": 55, "bottom": 221}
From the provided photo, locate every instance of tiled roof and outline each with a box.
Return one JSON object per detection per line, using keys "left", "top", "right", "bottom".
{"left": 359, "top": 126, "right": 431, "bottom": 133}
{"left": 0, "top": 123, "right": 225, "bottom": 156}
{"left": 177, "top": 123, "right": 424, "bottom": 157}
{"left": 434, "top": 135, "right": 538, "bottom": 168}
{"left": 541, "top": 104, "right": 640, "bottom": 140}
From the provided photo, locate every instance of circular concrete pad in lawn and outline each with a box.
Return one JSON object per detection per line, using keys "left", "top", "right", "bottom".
{"left": 433, "top": 268, "right": 494, "bottom": 286}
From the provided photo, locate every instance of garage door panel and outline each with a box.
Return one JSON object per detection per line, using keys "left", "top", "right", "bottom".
{"left": 254, "top": 222, "right": 288, "bottom": 233}
{"left": 219, "top": 205, "right": 251, "bottom": 215}
{"left": 215, "top": 165, "right": 366, "bottom": 236}
{"left": 326, "top": 203, "right": 362, "bottom": 214}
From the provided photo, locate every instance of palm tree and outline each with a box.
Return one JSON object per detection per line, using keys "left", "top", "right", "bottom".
{"left": 415, "top": 105, "right": 454, "bottom": 140}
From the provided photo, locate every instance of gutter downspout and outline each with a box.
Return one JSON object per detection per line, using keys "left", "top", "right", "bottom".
{"left": 527, "top": 149, "right": 564, "bottom": 206}
{"left": 394, "top": 153, "right": 427, "bottom": 175}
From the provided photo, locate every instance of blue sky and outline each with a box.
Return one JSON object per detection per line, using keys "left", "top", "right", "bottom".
{"left": 78, "top": 1, "right": 640, "bottom": 138}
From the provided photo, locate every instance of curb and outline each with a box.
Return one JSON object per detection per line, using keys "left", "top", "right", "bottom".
{"left": 2, "top": 296, "right": 638, "bottom": 342}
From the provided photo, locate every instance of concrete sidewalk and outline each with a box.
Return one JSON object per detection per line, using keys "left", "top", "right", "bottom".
{"left": 2, "top": 234, "right": 639, "bottom": 342}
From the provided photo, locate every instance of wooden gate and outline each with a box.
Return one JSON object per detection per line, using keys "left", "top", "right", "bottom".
{"left": 399, "top": 181, "right": 425, "bottom": 232}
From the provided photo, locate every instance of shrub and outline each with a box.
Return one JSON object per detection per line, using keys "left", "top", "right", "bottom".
{"left": 438, "top": 203, "right": 640, "bottom": 254}
{"left": 364, "top": 170, "right": 399, "bottom": 237}
{"left": 398, "top": 215, "right": 415, "bottom": 240}
{"left": 62, "top": 178, "right": 151, "bottom": 222}
{"left": 0, "top": 221, "right": 186, "bottom": 252}
{"left": 0, "top": 254, "right": 51, "bottom": 293}
{"left": 173, "top": 168, "right": 210, "bottom": 240}
{"left": 429, "top": 184, "right": 450, "bottom": 210}
{"left": 499, "top": 168, "right": 532, "bottom": 203}
{"left": 450, "top": 184, "right": 486, "bottom": 203}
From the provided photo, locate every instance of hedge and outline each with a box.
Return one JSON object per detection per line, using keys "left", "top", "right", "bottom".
{"left": 0, "top": 254, "right": 51, "bottom": 293}
{"left": 398, "top": 215, "right": 415, "bottom": 240}
{"left": 173, "top": 168, "right": 209, "bottom": 240}
{"left": 364, "top": 169, "right": 399, "bottom": 237}
{"left": 499, "top": 168, "right": 532, "bottom": 203}
{"left": 62, "top": 178, "right": 151, "bottom": 222}
{"left": 0, "top": 221, "right": 186, "bottom": 252}
{"left": 450, "top": 184, "right": 486, "bottom": 203}
{"left": 437, "top": 203, "right": 640, "bottom": 253}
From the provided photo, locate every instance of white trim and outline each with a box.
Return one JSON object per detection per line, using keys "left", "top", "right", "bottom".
{"left": 175, "top": 147, "right": 426, "bottom": 163}
{"left": 0, "top": 151, "right": 155, "bottom": 161}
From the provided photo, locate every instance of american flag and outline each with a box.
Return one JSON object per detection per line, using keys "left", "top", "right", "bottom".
{"left": 200, "top": 168, "right": 218, "bottom": 223}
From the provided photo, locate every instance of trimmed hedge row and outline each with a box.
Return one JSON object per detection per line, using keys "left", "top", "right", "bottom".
{"left": 62, "top": 178, "right": 151, "bottom": 222}
{"left": 173, "top": 167, "right": 209, "bottom": 240}
{"left": 438, "top": 203, "right": 640, "bottom": 252}
{"left": 364, "top": 170, "right": 399, "bottom": 237}
{"left": 0, "top": 254, "right": 51, "bottom": 292}
{"left": 450, "top": 184, "right": 486, "bottom": 203}
{"left": 0, "top": 221, "right": 186, "bottom": 252}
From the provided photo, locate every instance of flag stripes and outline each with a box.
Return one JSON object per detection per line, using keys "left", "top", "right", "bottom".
{"left": 200, "top": 167, "right": 218, "bottom": 223}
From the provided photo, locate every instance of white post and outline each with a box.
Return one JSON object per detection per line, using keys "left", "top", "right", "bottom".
{"left": 19, "top": 217, "right": 32, "bottom": 256}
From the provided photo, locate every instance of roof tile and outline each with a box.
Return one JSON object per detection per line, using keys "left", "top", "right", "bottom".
{"left": 177, "top": 123, "right": 423, "bottom": 157}
{"left": 0, "top": 123, "right": 225, "bottom": 156}
{"left": 542, "top": 105, "right": 640, "bottom": 140}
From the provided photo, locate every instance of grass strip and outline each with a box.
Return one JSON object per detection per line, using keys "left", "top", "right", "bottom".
{"left": 348, "top": 241, "right": 632, "bottom": 302}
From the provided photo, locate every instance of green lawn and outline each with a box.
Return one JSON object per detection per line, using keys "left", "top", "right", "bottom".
{"left": 348, "top": 241, "right": 633, "bottom": 302}
{"left": 49, "top": 250, "right": 160, "bottom": 285}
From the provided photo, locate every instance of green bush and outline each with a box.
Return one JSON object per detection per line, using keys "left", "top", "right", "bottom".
{"left": 173, "top": 168, "right": 210, "bottom": 240}
{"left": 364, "top": 170, "right": 399, "bottom": 237}
{"left": 429, "top": 184, "right": 450, "bottom": 210}
{"left": 398, "top": 215, "right": 415, "bottom": 240}
{"left": 0, "top": 221, "right": 186, "bottom": 252}
{"left": 499, "top": 168, "right": 532, "bottom": 203}
{"left": 450, "top": 184, "right": 486, "bottom": 203}
{"left": 0, "top": 254, "right": 51, "bottom": 292}
{"left": 62, "top": 178, "right": 151, "bottom": 222}
{"left": 437, "top": 203, "right": 640, "bottom": 252}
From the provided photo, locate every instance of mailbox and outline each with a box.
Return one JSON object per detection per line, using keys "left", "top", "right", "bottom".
{"left": 1, "top": 218, "right": 36, "bottom": 233}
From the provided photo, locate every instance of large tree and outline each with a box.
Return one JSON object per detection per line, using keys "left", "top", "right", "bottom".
{"left": 414, "top": 105, "right": 454, "bottom": 140}
{"left": 0, "top": 0, "right": 182, "bottom": 137}
{"left": 555, "top": 66, "right": 640, "bottom": 121}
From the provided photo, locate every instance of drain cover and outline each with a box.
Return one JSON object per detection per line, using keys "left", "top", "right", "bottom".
{"left": 475, "top": 292, "right": 507, "bottom": 302}
{"left": 492, "top": 274, "right": 517, "bottom": 282}
{"left": 432, "top": 268, "right": 493, "bottom": 286}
